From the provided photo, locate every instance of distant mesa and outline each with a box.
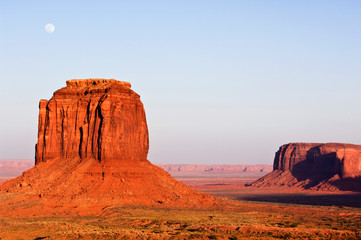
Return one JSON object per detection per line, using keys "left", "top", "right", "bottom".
{"left": 0, "top": 79, "right": 217, "bottom": 215}
{"left": 157, "top": 164, "right": 272, "bottom": 174}
{"left": 250, "top": 143, "right": 361, "bottom": 191}
{"left": 0, "top": 160, "right": 33, "bottom": 179}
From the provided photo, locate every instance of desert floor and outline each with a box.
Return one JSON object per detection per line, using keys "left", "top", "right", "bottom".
{"left": 1, "top": 173, "right": 360, "bottom": 239}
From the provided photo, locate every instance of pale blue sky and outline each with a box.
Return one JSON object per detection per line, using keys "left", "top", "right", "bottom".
{"left": 0, "top": 1, "right": 360, "bottom": 164}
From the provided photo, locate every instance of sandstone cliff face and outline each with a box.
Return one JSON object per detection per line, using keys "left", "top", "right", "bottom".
{"left": 0, "top": 79, "right": 218, "bottom": 215}
{"left": 273, "top": 143, "right": 361, "bottom": 179}
{"left": 252, "top": 143, "right": 361, "bottom": 191}
{"left": 35, "top": 79, "right": 149, "bottom": 165}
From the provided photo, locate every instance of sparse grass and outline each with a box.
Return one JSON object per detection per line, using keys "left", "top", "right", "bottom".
{"left": 1, "top": 202, "right": 361, "bottom": 239}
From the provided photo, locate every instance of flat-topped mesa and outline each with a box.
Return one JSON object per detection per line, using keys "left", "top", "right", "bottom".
{"left": 1, "top": 79, "right": 218, "bottom": 211}
{"left": 273, "top": 142, "right": 361, "bottom": 179}
{"left": 251, "top": 142, "right": 361, "bottom": 191}
{"left": 35, "top": 79, "right": 149, "bottom": 165}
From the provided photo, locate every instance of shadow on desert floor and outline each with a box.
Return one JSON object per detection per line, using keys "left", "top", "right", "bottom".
{"left": 237, "top": 192, "right": 361, "bottom": 208}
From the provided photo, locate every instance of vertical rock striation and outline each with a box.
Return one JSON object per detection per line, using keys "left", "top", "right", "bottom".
{"left": 0, "top": 79, "right": 218, "bottom": 214}
{"left": 251, "top": 143, "right": 361, "bottom": 191}
{"left": 35, "top": 79, "right": 149, "bottom": 165}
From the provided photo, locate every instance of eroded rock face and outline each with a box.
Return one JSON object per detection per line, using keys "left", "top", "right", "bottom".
{"left": 0, "top": 79, "right": 218, "bottom": 215}
{"left": 35, "top": 79, "right": 149, "bottom": 165}
{"left": 273, "top": 143, "right": 361, "bottom": 179}
{"left": 251, "top": 143, "right": 361, "bottom": 191}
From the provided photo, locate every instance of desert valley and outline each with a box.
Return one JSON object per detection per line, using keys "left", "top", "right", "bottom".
{"left": 0, "top": 79, "right": 360, "bottom": 239}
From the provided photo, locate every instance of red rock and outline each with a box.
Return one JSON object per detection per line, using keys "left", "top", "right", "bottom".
{"left": 0, "top": 79, "right": 218, "bottom": 216}
{"left": 251, "top": 143, "right": 361, "bottom": 191}
{"left": 35, "top": 79, "right": 148, "bottom": 165}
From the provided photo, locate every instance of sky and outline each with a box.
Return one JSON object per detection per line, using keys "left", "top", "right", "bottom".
{"left": 0, "top": 1, "right": 360, "bottom": 165}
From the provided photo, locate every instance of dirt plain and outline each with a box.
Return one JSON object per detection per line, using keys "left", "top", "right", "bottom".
{"left": 1, "top": 171, "right": 361, "bottom": 240}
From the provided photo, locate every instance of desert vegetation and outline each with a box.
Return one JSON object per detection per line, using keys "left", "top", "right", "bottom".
{"left": 1, "top": 200, "right": 361, "bottom": 239}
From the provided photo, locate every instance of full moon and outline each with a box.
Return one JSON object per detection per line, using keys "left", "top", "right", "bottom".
{"left": 45, "top": 23, "right": 55, "bottom": 33}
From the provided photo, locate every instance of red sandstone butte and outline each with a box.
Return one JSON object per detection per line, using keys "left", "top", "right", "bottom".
{"left": 35, "top": 79, "right": 148, "bottom": 165}
{"left": 0, "top": 79, "right": 218, "bottom": 216}
{"left": 251, "top": 143, "right": 361, "bottom": 191}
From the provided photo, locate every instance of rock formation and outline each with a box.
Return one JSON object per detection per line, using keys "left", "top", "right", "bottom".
{"left": 251, "top": 143, "right": 361, "bottom": 191}
{"left": 158, "top": 164, "right": 272, "bottom": 174}
{"left": 35, "top": 79, "right": 148, "bottom": 165}
{"left": 0, "top": 79, "right": 218, "bottom": 216}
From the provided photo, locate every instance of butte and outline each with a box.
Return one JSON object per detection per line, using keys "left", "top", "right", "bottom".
{"left": 0, "top": 79, "right": 217, "bottom": 216}
{"left": 251, "top": 142, "right": 361, "bottom": 191}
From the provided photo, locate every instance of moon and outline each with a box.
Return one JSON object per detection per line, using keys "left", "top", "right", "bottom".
{"left": 45, "top": 24, "right": 55, "bottom": 33}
